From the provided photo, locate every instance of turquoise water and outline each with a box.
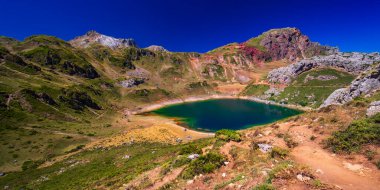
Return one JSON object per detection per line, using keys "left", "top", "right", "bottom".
{"left": 151, "top": 99, "right": 302, "bottom": 132}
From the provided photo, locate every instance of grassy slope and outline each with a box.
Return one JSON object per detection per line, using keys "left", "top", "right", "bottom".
{"left": 0, "top": 139, "right": 214, "bottom": 189}
{"left": 0, "top": 37, "right": 128, "bottom": 171}
{"left": 271, "top": 68, "right": 355, "bottom": 108}
{"left": 0, "top": 35, "right": 220, "bottom": 171}
{"left": 240, "top": 84, "right": 270, "bottom": 96}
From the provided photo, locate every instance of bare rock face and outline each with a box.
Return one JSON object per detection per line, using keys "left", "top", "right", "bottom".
{"left": 193, "top": 28, "right": 334, "bottom": 83}
{"left": 258, "top": 28, "right": 336, "bottom": 61}
{"left": 145, "top": 45, "right": 168, "bottom": 52}
{"left": 366, "top": 101, "right": 380, "bottom": 117}
{"left": 70, "top": 31, "right": 137, "bottom": 49}
{"left": 268, "top": 52, "right": 380, "bottom": 84}
{"left": 320, "top": 64, "right": 380, "bottom": 108}
{"left": 119, "top": 78, "right": 145, "bottom": 88}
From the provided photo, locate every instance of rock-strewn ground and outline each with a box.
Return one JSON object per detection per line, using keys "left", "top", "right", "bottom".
{"left": 321, "top": 64, "right": 380, "bottom": 107}
{"left": 267, "top": 52, "right": 380, "bottom": 84}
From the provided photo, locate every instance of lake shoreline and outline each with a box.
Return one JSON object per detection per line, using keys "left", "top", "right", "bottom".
{"left": 125, "top": 94, "right": 312, "bottom": 116}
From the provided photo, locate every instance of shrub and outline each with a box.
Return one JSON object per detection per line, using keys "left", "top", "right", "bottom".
{"left": 29, "top": 130, "right": 38, "bottom": 136}
{"left": 252, "top": 183, "right": 275, "bottom": 190}
{"left": 103, "top": 124, "right": 112, "bottom": 128}
{"left": 270, "top": 147, "right": 289, "bottom": 159}
{"left": 311, "top": 179, "right": 324, "bottom": 188}
{"left": 215, "top": 129, "right": 241, "bottom": 142}
{"left": 267, "top": 161, "right": 294, "bottom": 183}
{"left": 179, "top": 144, "right": 202, "bottom": 155}
{"left": 181, "top": 152, "right": 225, "bottom": 179}
{"left": 326, "top": 114, "right": 380, "bottom": 153}
{"left": 188, "top": 81, "right": 209, "bottom": 89}
{"left": 172, "top": 156, "right": 191, "bottom": 168}
{"left": 283, "top": 134, "right": 298, "bottom": 148}
{"left": 65, "top": 144, "right": 85, "bottom": 153}
{"left": 22, "top": 160, "right": 43, "bottom": 171}
{"left": 376, "top": 160, "right": 380, "bottom": 170}
{"left": 365, "top": 150, "right": 376, "bottom": 160}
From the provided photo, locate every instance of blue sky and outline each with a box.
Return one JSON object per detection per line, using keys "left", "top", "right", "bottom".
{"left": 1, "top": 0, "right": 380, "bottom": 53}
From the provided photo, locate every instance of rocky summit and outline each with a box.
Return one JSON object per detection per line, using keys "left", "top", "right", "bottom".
{"left": 70, "top": 30, "right": 137, "bottom": 49}
{"left": 1, "top": 27, "right": 380, "bottom": 190}
{"left": 145, "top": 45, "right": 168, "bottom": 52}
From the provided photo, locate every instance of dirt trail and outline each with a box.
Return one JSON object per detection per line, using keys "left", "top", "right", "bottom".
{"left": 146, "top": 166, "right": 185, "bottom": 190}
{"left": 286, "top": 123, "right": 380, "bottom": 190}
{"left": 292, "top": 145, "right": 380, "bottom": 190}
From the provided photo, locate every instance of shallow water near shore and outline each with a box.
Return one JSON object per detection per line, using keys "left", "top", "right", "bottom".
{"left": 150, "top": 99, "right": 302, "bottom": 132}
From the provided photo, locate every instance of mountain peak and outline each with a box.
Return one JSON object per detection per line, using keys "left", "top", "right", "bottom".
{"left": 70, "top": 31, "right": 137, "bottom": 49}
{"left": 241, "top": 27, "right": 336, "bottom": 61}
{"left": 85, "top": 30, "right": 101, "bottom": 36}
{"left": 145, "top": 45, "right": 168, "bottom": 52}
{"left": 264, "top": 27, "right": 300, "bottom": 34}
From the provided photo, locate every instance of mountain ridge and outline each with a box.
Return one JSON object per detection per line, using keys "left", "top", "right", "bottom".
{"left": 1, "top": 27, "right": 380, "bottom": 189}
{"left": 69, "top": 30, "right": 137, "bottom": 49}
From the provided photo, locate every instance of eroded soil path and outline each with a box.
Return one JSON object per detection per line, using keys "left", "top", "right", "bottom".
{"left": 146, "top": 166, "right": 185, "bottom": 190}
{"left": 292, "top": 145, "right": 380, "bottom": 190}
{"left": 285, "top": 122, "right": 380, "bottom": 190}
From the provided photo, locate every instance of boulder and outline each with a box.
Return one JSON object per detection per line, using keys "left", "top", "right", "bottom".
{"left": 258, "top": 143, "right": 273, "bottom": 153}
{"left": 188, "top": 154, "right": 200, "bottom": 160}
{"left": 296, "top": 174, "right": 311, "bottom": 182}
{"left": 366, "top": 101, "right": 380, "bottom": 117}
{"left": 122, "top": 155, "right": 130, "bottom": 159}
{"left": 263, "top": 87, "right": 283, "bottom": 99}
{"left": 321, "top": 64, "right": 380, "bottom": 107}
{"left": 119, "top": 78, "right": 145, "bottom": 88}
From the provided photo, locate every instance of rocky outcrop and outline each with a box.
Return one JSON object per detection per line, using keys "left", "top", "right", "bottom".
{"left": 145, "top": 45, "right": 168, "bottom": 52}
{"left": 256, "top": 28, "right": 336, "bottom": 61}
{"left": 119, "top": 78, "right": 145, "bottom": 88}
{"left": 366, "top": 101, "right": 380, "bottom": 117}
{"left": 303, "top": 74, "right": 337, "bottom": 83}
{"left": 268, "top": 52, "right": 380, "bottom": 84}
{"left": 59, "top": 89, "right": 101, "bottom": 111}
{"left": 70, "top": 31, "right": 137, "bottom": 49}
{"left": 263, "top": 87, "right": 283, "bottom": 99}
{"left": 320, "top": 64, "right": 380, "bottom": 107}
{"left": 191, "top": 28, "right": 335, "bottom": 83}
{"left": 20, "top": 89, "right": 57, "bottom": 106}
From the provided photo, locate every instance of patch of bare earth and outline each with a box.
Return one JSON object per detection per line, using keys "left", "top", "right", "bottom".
{"left": 217, "top": 83, "right": 247, "bottom": 95}
{"left": 88, "top": 115, "right": 213, "bottom": 148}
